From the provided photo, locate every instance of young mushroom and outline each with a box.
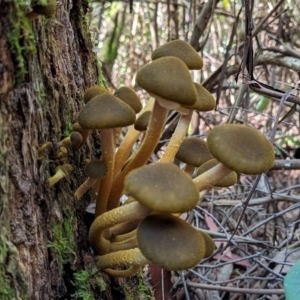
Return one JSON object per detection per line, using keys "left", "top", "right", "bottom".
{"left": 48, "top": 164, "right": 74, "bottom": 188}
{"left": 74, "top": 160, "right": 108, "bottom": 200}
{"left": 114, "top": 86, "right": 142, "bottom": 113}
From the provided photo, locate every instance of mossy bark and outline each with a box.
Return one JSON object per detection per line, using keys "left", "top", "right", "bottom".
{"left": 0, "top": 1, "right": 151, "bottom": 299}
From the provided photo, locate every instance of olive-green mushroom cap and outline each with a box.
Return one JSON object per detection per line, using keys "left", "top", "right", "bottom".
{"left": 134, "top": 111, "right": 151, "bottom": 131}
{"left": 207, "top": 124, "right": 274, "bottom": 174}
{"left": 176, "top": 137, "right": 213, "bottom": 167}
{"left": 136, "top": 57, "right": 197, "bottom": 107}
{"left": 83, "top": 85, "right": 109, "bottom": 104}
{"left": 78, "top": 94, "right": 136, "bottom": 130}
{"left": 198, "top": 231, "right": 215, "bottom": 258}
{"left": 151, "top": 40, "right": 203, "bottom": 70}
{"left": 32, "top": 0, "right": 56, "bottom": 17}
{"left": 196, "top": 158, "right": 237, "bottom": 187}
{"left": 137, "top": 214, "right": 206, "bottom": 270}
{"left": 124, "top": 163, "right": 199, "bottom": 213}
{"left": 85, "top": 160, "right": 108, "bottom": 179}
{"left": 182, "top": 83, "right": 216, "bottom": 111}
{"left": 114, "top": 86, "right": 142, "bottom": 113}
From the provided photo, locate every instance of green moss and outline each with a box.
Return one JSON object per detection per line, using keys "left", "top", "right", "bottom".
{"left": 71, "top": 268, "right": 106, "bottom": 300}
{"left": 96, "top": 59, "right": 108, "bottom": 89}
{"left": 7, "top": 1, "right": 36, "bottom": 85}
{"left": 0, "top": 241, "right": 17, "bottom": 300}
{"left": 119, "top": 272, "right": 154, "bottom": 300}
{"left": 48, "top": 214, "right": 76, "bottom": 269}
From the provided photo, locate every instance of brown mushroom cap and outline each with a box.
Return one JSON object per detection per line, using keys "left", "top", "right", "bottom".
{"left": 136, "top": 57, "right": 197, "bottom": 107}
{"left": 134, "top": 111, "right": 151, "bottom": 131}
{"left": 151, "top": 40, "right": 203, "bottom": 70}
{"left": 137, "top": 214, "right": 206, "bottom": 270}
{"left": 176, "top": 137, "right": 213, "bottom": 167}
{"left": 207, "top": 124, "right": 274, "bottom": 174}
{"left": 124, "top": 163, "right": 199, "bottom": 213}
{"left": 114, "top": 86, "right": 142, "bottom": 113}
{"left": 83, "top": 85, "right": 109, "bottom": 104}
{"left": 197, "top": 158, "right": 237, "bottom": 187}
{"left": 85, "top": 160, "right": 108, "bottom": 179}
{"left": 70, "top": 131, "right": 83, "bottom": 149}
{"left": 78, "top": 94, "right": 136, "bottom": 130}
{"left": 182, "top": 83, "right": 216, "bottom": 111}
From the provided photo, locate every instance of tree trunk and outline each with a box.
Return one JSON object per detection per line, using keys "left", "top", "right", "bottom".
{"left": 0, "top": 1, "right": 151, "bottom": 299}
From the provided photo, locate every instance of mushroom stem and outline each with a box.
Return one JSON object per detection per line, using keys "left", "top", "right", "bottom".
{"left": 104, "top": 266, "right": 142, "bottom": 277}
{"left": 95, "top": 248, "right": 150, "bottom": 271}
{"left": 193, "top": 163, "right": 232, "bottom": 191}
{"left": 89, "top": 201, "right": 151, "bottom": 255}
{"left": 95, "top": 129, "right": 115, "bottom": 216}
{"left": 113, "top": 98, "right": 154, "bottom": 178}
{"left": 109, "top": 234, "right": 137, "bottom": 252}
{"left": 160, "top": 109, "right": 193, "bottom": 163}
{"left": 74, "top": 177, "right": 97, "bottom": 200}
{"left": 107, "top": 101, "right": 168, "bottom": 211}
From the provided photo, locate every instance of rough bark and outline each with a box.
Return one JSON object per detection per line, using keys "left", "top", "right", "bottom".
{"left": 0, "top": 1, "right": 151, "bottom": 299}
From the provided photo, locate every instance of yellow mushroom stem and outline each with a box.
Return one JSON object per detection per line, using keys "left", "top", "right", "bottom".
{"left": 89, "top": 201, "right": 151, "bottom": 255}
{"left": 48, "top": 164, "right": 73, "bottom": 188}
{"left": 109, "top": 234, "right": 137, "bottom": 252}
{"left": 159, "top": 109, "right": 193, "bottom": 163}
{"left": 107, "top": 100, "right": 168, "bottom": 211}
{"left": 113, "top": 98, "right": 154, "bottom": 178}
{"left": 95, "top": 128, "right": 115, "bottom": 216}
{"left": 74, "top": 177, "right": 97, "bottom": 200}
{"left": 95, "top": 248, "right": 150, "bottom": 273}
{"left": 104, "top": 266, "right": 142, "bottom": 277}
{"left": 193, "top": 163, "right": 232, "bottom": 192}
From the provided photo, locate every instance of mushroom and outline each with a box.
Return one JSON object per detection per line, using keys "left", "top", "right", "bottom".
{"left": 58, "top": 131, "right": 83, "bottom": 149}
{"left": 48, "top": 164, "right": 73, "bottom": 188}
{"left": 193, "top": 124, "right": 274, "bottom": 191}
{"left": 89, "top": 163, "right": 199, "bottom": 254}
{"left": 107, "top": 57, "right": 197, "bottom": 211}
{"left": 137, "top": 213, "right": 206, "bottom": 270}
{"left": 175, "top": 137, "right": 213, "bottom": 175}
{"left": 78, "top": 93, "right": 136, "bottom": 216}
{"left": 151, "top": 39, "right": 203, "bottom": 70}
{"left": 27, "top": 0, "right": 56, "bottom": 19}
{"left": 37, "top": 141, "right": 53, "bottom": 161}
{"left": 114, "top": 86, "right": 142, "bottom": 113}
{"left": 74, "top": 160, "right": 108, "bottom": 200}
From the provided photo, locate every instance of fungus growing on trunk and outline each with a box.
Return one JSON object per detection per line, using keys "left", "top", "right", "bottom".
{"left": 48, "top": 164, "right": 74, "bottom": 188}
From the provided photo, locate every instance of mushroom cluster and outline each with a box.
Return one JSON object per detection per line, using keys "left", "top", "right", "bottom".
{"left": 47, "top": 40, "right": 274, "bottom": 277}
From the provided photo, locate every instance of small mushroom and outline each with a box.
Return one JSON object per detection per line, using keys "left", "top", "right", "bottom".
{"left": 58, "top": 131, "right": 83, "bottom": 149}
{"left": 48, "top": 164, "right": 73, "bottom": 188}
{"left": 175, "top": 137, "right": 213, "bottom": 175}
{"left": 37, "top": 141, "right": 53, "bottom": 160}
{"left": 74, "top": 160, "right": 108, "bottom": 200}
